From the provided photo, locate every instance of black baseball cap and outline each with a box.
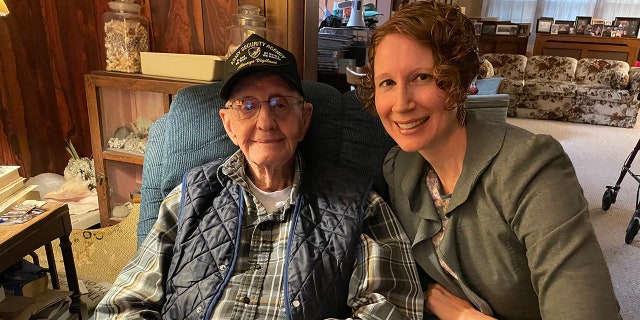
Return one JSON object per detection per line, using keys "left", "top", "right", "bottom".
{"left": 220, "top": 34, "right": 304, "bottom": 100}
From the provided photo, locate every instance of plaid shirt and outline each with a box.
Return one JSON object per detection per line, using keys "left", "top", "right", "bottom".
{"left": 95, "top": 151, "right": 423, "bottom": 320}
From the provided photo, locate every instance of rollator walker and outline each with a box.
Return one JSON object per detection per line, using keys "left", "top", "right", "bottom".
{"left": 602, "top": 138, "right": 640, "bottom": 244}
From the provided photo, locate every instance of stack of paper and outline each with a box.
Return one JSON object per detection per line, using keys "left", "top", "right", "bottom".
{"left": 318, "top": 28, "right": 355, "bottom": 73}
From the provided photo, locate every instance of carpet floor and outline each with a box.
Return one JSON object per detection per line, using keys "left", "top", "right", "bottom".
{"left": 507, "top": 117, "right": 640, "bottom": 319}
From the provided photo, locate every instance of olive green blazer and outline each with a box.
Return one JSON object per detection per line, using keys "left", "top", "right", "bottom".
{"left": 384, "top": 113, "right": 620, "bottom": 320}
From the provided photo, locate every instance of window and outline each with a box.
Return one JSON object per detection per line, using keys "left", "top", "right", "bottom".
{"left": 482, "top": 0, "right": 640, "bottom": 26}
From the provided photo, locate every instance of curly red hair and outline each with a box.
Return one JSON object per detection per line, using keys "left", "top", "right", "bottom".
{"left": 357, "top": 1, "right": 480, "bottom": 123}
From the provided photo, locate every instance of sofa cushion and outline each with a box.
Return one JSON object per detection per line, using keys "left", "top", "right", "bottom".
{"left": 525, "top": 55, "right": 578, "bottom": 82}
{"left": 481, "top": 53, "right": 526, "bottom": 81}
{"left": 478, "top": 59, "right": 494, "bottom": 79}
{"left": 523, "top": 80, "right": 577, "bottom": 97}
{"left": 576, "top": 86, "right": 635, "bottom": 103}
{"left": 629, "top": 67, "right": 640, "bottom": 91}
{"left": 575, "top": 58, "right": 629, "bottom": 89}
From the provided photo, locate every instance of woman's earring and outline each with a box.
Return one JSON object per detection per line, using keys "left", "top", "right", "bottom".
{"left": 457, "top": 105, "right": 467, "bottom": 126}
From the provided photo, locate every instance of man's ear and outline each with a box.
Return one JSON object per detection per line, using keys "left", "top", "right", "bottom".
{"left": 219, "top": 109, "right": 239, "bottom": 146}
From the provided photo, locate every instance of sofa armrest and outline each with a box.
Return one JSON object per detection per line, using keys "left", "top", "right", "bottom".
{"left": 475, "top": 77, "right": 504, "bottom": 95}
{"left": 629, "top": 67, "right": 640, "bottom": 91}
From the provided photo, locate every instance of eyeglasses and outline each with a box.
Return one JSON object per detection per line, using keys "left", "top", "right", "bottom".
{"left": 225, "top": 96, "right": 305, "bottom": 120}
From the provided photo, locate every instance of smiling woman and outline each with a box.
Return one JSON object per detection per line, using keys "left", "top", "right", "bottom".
{"left": 357, "top": 2, "right": 622, "bottom": 319}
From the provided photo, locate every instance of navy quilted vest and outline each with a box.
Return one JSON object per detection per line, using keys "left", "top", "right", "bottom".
{"left": 162, "top": 160, "right": 371, "bottom": 320}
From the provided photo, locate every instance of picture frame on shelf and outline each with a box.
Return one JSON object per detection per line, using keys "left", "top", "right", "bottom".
{"left": 591, "top": 18, "right": 605, "bottom": 25}
{"left": 495, "top": 24, "right": 518, "bottom": 35}
{"left": 554, "top": 20, "right": 573, "bottom": 34}
{"left": 536, "top": 17, "right": 554, "bottom": 33}
{"left": 614, "top": 17, "right": 640, "bottom": 37}
{"left": 481, "top": 21, "right": 497, "bottom": 35}
{"left": 575, "top": 16, "right": 592, "bottom": 34}
{"left": 474, "top": 22, "right": 483, "bottom": 35}
{"left": 602, "top": 25, "right": 614, "bottom": 37}
{"left": 591, "top": 23, "right": 604, "bottom": 36}
{"left": 550, "top": 24, "right": 560, "bottom": 35}
{"left": 613, "top": 26, "right": 623, "bottom": 37}
{"left": 517, "top": 23, "right": 531, "bottom": 36}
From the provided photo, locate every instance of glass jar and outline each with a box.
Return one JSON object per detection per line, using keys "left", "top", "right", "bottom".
{"left": 103, "top": 0, "right": 150, "bottom": 73}
{"left": 225, "top": 5, "right": 269, "bottom": 57}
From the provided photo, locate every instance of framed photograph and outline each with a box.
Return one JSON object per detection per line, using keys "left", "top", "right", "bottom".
{"left": 602, "top": 25, "right": 614, "bottom": 37}
{"left": 613, "top": 26, "right": 623, "bottom": 37}
{"left": 575, "top": 16, "right": 592, "bottom": 34}
{"left": 517, "top": 23, "right": 531, "bottom": 37}
{"left": 536, "top": 17, "right": 554, "bottom": 33}
{"left": 591, "top": 23, "right": 604, "bottom": 36}
{"left": 495, "top": 24, "right": 518, "bottom": 35}
{"left": 474, "top": 22, "right": 483, "bottom": 35}
{"left": 550, "top": 24, "right": 560, "bottom": 35}
{"left": 591, "top": 18, "right": 605, "bottom": 25}
{"left": 554, "top": 20, "right": 573, "bottom": 34}
{"left": 481, "top": 21, "right": 497, "bottom": 35}
{"left": 584, "top": 24, "right": 594, "bottom": 35}
{"left": 614, "top": 17, "right": 640, "bottom": 37}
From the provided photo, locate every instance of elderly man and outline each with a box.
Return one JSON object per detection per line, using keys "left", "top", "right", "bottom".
{"left": 94, "top": 34, "right": 423, "bottom": 320}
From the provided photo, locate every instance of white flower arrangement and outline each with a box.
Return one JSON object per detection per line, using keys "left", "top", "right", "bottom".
{"left": 64, "top": 141, "right": 96, "bottom": 190}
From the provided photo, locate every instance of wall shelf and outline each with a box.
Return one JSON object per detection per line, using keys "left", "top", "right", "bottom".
{"left": 533, "top": 34, "right": 640, "bottom": 65}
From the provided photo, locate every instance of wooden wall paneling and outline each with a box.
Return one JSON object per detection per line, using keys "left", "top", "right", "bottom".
{"left": 0, "top": 0, "right": 306, "bottom": 179}
{"left": 264, "top": 0, "right": 285, "bottom": 48}
{"left": 286, "top": 0, "right": 304, "bottom": 78}
{"left": 202, "top": 0, "right": 238, "bottom": 56}
{"left": 263, "top": 0, "right": 307, "bottom": 78}
{"left": 0, "top": 15, "right": 27, "bottom": 176}
{"left": 0, "top": 0, "right": 104, "bottom": 178}
{"left": 303, "top": 0, "right": 318, "bottom": 80}
{"left": 150, "top": 0, "right": 206, "bottom": 54}
{"left": 41, "top": 1, "right": 104, "bottom": 171}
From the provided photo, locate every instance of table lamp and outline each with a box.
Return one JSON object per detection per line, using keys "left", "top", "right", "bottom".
{"left": 0, "top": 0, "right": 9, "bottom": 16}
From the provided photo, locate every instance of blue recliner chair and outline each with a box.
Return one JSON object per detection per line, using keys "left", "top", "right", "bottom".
{"left": 137, "top": 81, "right": 397, "bottom": 246}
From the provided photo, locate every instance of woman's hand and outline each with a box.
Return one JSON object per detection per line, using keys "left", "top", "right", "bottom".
{"left": 424, "top": 284, "right": 495, "bottom": 320}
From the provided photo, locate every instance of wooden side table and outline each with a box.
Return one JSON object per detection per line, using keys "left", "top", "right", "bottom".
{"left": 0, "top": 203, "right": 88, "bottom": 319}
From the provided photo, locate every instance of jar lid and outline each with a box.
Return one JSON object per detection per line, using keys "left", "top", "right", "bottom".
{"left": 238, "top": 4, "right": 261, "bottom": 16}
{"left": 108, "top": 1, "right": 141, "bottom": 13}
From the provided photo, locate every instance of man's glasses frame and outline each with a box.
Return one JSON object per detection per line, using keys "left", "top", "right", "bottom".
{"left": 225, "top": 95, "right": 305, "bottom": 120}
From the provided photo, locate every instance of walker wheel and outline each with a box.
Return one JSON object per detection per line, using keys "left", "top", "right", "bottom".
{"left": 625, "top": 215, "right": 640, "bottom": 244}
{"left": 602, "top": 188, "right": 615, "bottom": 211}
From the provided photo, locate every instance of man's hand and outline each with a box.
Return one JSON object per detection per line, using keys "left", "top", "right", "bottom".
{"left": 424, "top": 284, "right": 495, "bottom": 320}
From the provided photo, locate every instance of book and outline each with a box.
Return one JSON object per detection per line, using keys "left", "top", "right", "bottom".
{"left": 0, "top": 185, "right": 39, "bottom": 216}
{"left": 0, "top": 177, "right": 25, "bottom": 204}
{"left": 0, "top": 166, "right": 20, "bottom": 188}
{"left": 3, "top": 273, "right": 49, "bottom": 298}
{"left": 0, "top": 295, "right": 34, "bottom": 319}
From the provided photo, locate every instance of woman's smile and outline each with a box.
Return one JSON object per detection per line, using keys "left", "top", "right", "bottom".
{"left": 396, "top": 116, "right": 430, "bottom": 130}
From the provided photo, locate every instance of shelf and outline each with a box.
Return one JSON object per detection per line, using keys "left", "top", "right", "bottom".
{"left": 103, "top": 149, "right": 144, "bottom": 165}
{"left": 533, "top": 34, "right": 640, "bottom": 65}
{"left": 85, "top": 72, "right": 206, "bottom": 227}
{"left": 477, "top": 34, "right": 528, "bottom": 55}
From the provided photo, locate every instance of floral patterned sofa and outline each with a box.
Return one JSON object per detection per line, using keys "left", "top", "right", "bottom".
{"left": 482, "top": 53, "right": 640, "bottom": 128}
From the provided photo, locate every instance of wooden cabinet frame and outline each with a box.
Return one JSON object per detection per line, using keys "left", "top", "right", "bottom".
{"left": 85, "top": 71, "right": 207, "bottom": 226}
